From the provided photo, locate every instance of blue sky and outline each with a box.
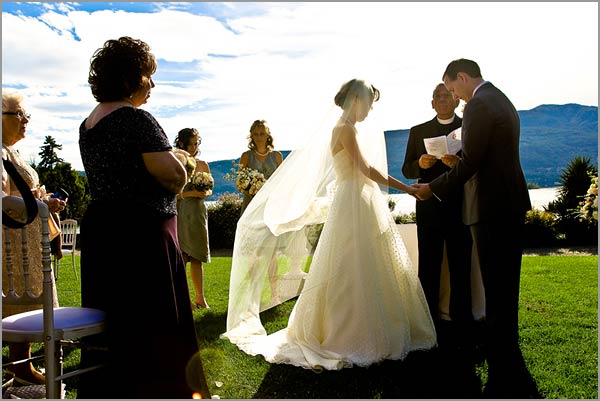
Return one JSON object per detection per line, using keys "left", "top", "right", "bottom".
{"left": 2, "top": 2, "right": 598, "bottom": 171}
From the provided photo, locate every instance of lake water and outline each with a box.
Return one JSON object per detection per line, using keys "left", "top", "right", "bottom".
{"left": 388, "top": 187, "right": 559, "bottom": 215}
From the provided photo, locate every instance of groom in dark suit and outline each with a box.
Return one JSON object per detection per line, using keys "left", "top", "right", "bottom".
{"left": 414, "top": 59, "right": 538, "bottom": 398}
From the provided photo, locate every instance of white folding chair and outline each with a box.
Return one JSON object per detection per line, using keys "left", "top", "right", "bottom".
{"left": 53, "top": 218, "right": 78, "bottom": 280}
{"left": 2, "top": 197, "right": 106, "bottom": 399}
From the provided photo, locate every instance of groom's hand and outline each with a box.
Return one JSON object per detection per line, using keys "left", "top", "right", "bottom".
{"left": 411, "top": 183, "right": 433, "bottom": 201}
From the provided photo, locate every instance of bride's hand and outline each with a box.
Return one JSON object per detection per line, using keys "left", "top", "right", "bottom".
{"left": 412, "top": 183, "right": 434, "bottom": 201}
{"left": 404, "top": 185, "right": 418, "bottom": 197}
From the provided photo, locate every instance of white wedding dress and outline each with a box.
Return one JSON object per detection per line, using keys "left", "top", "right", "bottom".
{"left": 224, "top": 144, "right": 437, "bottom": 370}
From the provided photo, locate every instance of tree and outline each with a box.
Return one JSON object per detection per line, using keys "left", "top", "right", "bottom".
{"left": 547, "top": 156, "right": 598, "bottom": 245}
{"left": 38, "top": 136, "right": 64, "bottom": 170}
{"left": 37, "top": 162, "right": 90, "bottom": 222}
{"left": 33, "top": 137, "right": 90, "bottom": 222}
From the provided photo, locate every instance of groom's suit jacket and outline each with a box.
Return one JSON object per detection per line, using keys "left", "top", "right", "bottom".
{"left": 429, "top": 82, "right": 531, "bottom": 225}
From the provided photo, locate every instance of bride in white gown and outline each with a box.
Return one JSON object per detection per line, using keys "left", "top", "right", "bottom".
{"left": 222, "top": 79, "right": 437, "bottom": 370}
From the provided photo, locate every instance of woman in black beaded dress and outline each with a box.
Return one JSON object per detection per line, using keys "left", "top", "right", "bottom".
{"left": 77, "top": 37, "right": 210, "bottom": 399}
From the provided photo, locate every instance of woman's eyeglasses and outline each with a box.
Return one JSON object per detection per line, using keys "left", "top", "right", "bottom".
{"left": 3, "top": 111, "right": 31, "bottom": 120}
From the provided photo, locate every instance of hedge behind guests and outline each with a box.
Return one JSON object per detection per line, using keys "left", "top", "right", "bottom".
{"left": 207, "top": 192, "right": 243, "bottom": 249}
{"left": 205, "top": 196, "right": 589, "bottom": 251}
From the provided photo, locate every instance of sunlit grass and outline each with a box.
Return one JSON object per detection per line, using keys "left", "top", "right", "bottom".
{"left": 196, "top": 255, "right": 598, "bottom": 399}
{"left": 3, "top": 254, "right": 597, "bottom": 399}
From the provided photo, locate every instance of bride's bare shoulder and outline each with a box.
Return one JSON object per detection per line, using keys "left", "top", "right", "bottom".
{"left": 333, "top": 124, "right": 357, "bottom": 146}
{"left": 331, "top": 123, "right": 357, "bottom": 154}
{"left": 332, "top": 122, "right": 355, "bottom": 136}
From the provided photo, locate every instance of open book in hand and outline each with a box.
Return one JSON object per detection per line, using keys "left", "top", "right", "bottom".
{"left": 423, "top": 127, "right": 462, "bottom": 159}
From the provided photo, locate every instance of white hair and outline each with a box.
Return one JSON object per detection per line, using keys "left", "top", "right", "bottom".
{"left": 2, "top": 89, "right": 24, "bottom": 112}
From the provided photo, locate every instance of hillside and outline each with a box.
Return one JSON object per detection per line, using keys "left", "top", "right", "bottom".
{"left": 207, "top": 104, "right": 597, "bottom": 199}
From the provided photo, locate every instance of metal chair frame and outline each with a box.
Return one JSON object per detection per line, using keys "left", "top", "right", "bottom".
{"left": 2, "top": 197, "right": 106, "bottom": 399}
{"left": 53, "top": 218, "right": 78, "bottom": 280}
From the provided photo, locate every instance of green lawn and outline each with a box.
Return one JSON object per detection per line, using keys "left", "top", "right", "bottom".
{"left": 4, "top": 253, "right": 597, "bottom": 399}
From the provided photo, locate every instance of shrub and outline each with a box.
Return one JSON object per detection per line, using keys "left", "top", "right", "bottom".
{"left": 523, "top": 209, "right": 560, "bottom": 248}
{"left": 388, "top": 198, "right": 396, "bottom": 212}
{"left": 577, "top": 173, "right": 598, "bottom": 223}
{"left": 394, "top": 212, "right": 416, "bottom": 224}
{"left": 547, "top": 156, "right": 598, "bottom": 245}
{"left": 207, "top": 192, "right": 243, "bottom": 249}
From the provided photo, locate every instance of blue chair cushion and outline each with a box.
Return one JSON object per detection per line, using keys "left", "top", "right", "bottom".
{"left": 2, "top": 307, "right": 105, "bottom": 333}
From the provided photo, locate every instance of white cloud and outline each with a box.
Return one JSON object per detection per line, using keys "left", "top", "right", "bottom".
{"left": 2, "top": 2, "right": 597, "bottom": 172}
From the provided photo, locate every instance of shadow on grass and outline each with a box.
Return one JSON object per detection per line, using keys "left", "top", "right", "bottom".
{"left": 194, "top": 311, "right": 228, "bottom": 342}
{"left": 254, "top": 347, "right": 483, "bottom": 399}
{"left": 195, "top": 299, "right": 297, "bottom": 343}
{"left": 193, "top": 296, "right": 486, "bottom": 398}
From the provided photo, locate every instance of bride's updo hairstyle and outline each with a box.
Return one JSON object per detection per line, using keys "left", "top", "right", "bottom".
{"left": 334, "top": 79, "right": 380, "bottom": 110}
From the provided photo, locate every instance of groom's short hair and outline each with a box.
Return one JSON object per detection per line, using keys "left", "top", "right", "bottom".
{"left": 443, "top": 58, "right": 482, "bottom": 80}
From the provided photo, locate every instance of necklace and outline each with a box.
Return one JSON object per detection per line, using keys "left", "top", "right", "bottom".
{"left": 253, "top": 149, "right": 269, "bottom": 157}
{"left": 342, "top": 117, "right": 355, "bottom": 125}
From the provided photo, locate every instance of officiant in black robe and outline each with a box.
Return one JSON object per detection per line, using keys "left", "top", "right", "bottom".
{"left": 402, "top": 83, "right": 473, "bottom": 337}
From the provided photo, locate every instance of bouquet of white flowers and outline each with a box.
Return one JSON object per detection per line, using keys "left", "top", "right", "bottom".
{"left": 173, "top": 148, "right": 197, "bottom": 178}
{"left": 579, "top": 175, "right": 598, "bottom": 222}
{"left": 190, "top": 171, "right": 214, "bottom": 192}
{"left": 225, "top": 163, "right": 266, "bottom": 197}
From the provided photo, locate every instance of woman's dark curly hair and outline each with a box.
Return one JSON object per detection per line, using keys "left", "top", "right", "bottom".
{"left": 174, "top": 128, "right": 200, "bottom": 150}
{"left": 88, "top": 36, "right": 157, "bottom": 102}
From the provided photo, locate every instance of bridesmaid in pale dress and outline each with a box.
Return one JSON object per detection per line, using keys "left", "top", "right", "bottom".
{"left": 237, "top": 120, "right": 283, "bottom": 302}
{"left": 174, "top": 128, "right": 212, "bottom": 309}
{"left": 238, "top": 119, "right": 283, "bottom": 214}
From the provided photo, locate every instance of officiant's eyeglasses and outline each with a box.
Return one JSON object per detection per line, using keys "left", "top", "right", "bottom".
{"left": 3, "top": 111, "right": 31, "bottom": 120}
